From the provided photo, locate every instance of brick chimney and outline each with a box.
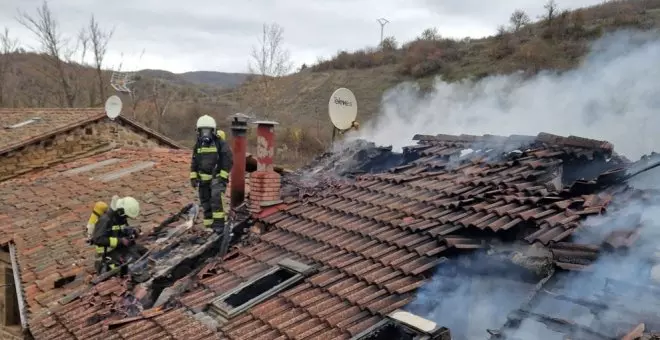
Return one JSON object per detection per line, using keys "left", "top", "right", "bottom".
{"left": 228, "top": 113, "right": 250, "bottom": 208}
{"left": 249, "top": 120, "right": 281, "bottom": 213}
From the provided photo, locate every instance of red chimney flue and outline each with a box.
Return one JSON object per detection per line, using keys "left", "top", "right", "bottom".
{"left": 249, "top": 120, "right": 281, "bottom": 213}
{"left": 229, "top": 113, "right": 250, "bottom": 208}
{"left": 254, "top": 120, "right": 278, "bottom": 171}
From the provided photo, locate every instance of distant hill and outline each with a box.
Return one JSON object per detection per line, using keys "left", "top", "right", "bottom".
{"left": 137, "top": 69, "right": 250, "bottom": 88}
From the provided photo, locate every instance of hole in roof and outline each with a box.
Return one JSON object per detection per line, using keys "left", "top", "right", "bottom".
{"left": 53, "top": 275, "right": 77, "bottom": 288}
{"left": 351, "top": 310, "right": 450, "bottom": 340}
{"left": 4, "top": 117, "right": 41, "bottom": 129}
{"left": 96, "top": 161, "right": 155, "bottom": 182}
{"left": 211, "top": 259, "right": 315, "bottom": 320}
{"left": 62, "top": 158, "right": 122, "bottom": 176}
{"left": 225, "top": 268, "right": 295, "bottom": 307}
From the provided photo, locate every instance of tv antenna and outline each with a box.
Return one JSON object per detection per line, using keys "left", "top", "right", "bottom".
{"left": 104, "top": 95, "right": 123, "bottom": 120}
{"left": 110, "top": 49, "right": 145, "bottom": 94}
{"left": 328, "top": 88, "right": 358, "bottom": 143}
{"left": 377, "top": 18, "right": 390, "bottom": 45}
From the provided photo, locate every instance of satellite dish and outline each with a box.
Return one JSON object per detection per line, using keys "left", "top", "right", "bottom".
{"left": 104, "top": 95, "right": 123, "bottom": 120}
{"left": 328, "top": 88, "right": 358, "bottom": 130}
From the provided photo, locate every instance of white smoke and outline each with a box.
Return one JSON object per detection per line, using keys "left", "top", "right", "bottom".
{"left": 355, "top": 30, "right": 660, "bottom": 160}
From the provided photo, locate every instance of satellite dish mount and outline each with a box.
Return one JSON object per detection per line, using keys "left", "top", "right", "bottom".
{"left": 328, "top": 88, "right": 359, "bottom": 143}
{"left": 105, "top": 95, "right": 123, "bottom": 120}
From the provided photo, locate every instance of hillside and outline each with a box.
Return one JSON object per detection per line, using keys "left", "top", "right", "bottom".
{"left": 2, "top": 0, "right": 660, "bottom": 167}
{"left": 137, "top": 69, "right": 250, "bottom": 88}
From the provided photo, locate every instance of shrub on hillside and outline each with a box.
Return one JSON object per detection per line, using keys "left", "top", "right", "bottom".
{"left": 311, "top": 48, "right": 399, "bottom": 72}
{"left": 512, "top": 38, "right": 555, "bottom": 73}
{"left": 398, "top": 39, "right": 461, "bottom": 78}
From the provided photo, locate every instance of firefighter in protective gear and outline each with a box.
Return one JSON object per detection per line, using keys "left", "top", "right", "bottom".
{"left": 190, "top": 115, "right": 233, "bottom": 233}
{"left": 90, "top": 196, "right": 146, "bottom": 275}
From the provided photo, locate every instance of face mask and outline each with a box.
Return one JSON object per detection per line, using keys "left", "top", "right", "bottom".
{"left": 198, "top": 128, "right": 214, "bottom": 145}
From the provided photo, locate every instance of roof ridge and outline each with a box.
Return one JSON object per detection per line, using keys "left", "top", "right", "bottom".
{"left": 412, "top": 132, "right": 614, "bottom": 152}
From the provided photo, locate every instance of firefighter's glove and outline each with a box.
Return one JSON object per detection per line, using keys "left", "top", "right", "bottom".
{"left": 125, "top": 227, "right": 140, "bottom": 238}
{"left": 190, "top": 178, "right": 199, "bottom": 188}
{"left": 120, "top": 237, "right": 135, "bottom": 247}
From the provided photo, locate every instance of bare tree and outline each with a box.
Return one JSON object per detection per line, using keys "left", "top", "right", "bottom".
{"left": 150, "top": 79, "right": 177, "bottom": 131}
{"left": 0, "top": 28, "right": 19, "bottom": 107}
{"left": 16, "top": 0, "right": 84, "bottom": 107}
{"left": 510, "top": 10, "right": 531, "bottom": 32}
{"left": 86, "top": 15, "right": 113, "bottom": 104}
{"left": 544, "top": 0, "right": 559, "bottom": 24}
{"left": 248, "top": 23, "right": 292, "bottom": 118}
{"left": 420, "top": 27, "right": 440, "bottom": 41}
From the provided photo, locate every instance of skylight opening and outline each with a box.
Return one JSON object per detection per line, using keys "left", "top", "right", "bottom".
{"left": 351, "top": 310, "right": 451, "bottom": 340}
{"left": 210, "top": 258, "right": 314, "bottom": 320}
{"left": 5, "top": 117, "right": 41, "bottom": 129}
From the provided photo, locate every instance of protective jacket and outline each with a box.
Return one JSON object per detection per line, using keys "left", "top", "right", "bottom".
{"left": 190, "top": 135, "right": 233, "bottom": 182}
{"left": 190, "top": 134, "right": 233, "bottom": 232}
{"left": 91, "top": 209, "right": 134, "bottom": 255}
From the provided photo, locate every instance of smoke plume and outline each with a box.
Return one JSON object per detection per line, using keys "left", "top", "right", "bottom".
{"left": 353, "top": 30, "right": 660, "bottom": 339}
{"left": 355, "top": 30, "right": 660, "bottom": 160}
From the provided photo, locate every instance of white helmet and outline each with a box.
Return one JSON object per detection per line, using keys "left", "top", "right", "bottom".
{"left": 115, "top": 196, "right": 140, "bottom": 219}
{"left": 196, "top": 115, "right": 216, "bottom": 130}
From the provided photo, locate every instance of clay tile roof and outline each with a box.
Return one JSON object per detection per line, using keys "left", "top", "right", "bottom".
{"left": 0, "top": 108, "right": 183, "bottom": 154}
{"left": 15, "top": 132, "right": 642, "bottom": 339}
{"left": 0, "top": 147, "right": 196, "bottom": 322}
{"left": 85, "top": 132, "right": 625, "bottom": 340}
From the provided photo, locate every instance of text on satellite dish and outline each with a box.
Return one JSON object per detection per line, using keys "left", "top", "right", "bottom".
{"left": 333, "top": 96, "right": 353, "bottom": 107}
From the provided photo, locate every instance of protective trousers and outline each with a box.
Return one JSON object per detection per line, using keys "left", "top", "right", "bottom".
{"left": 199, "top": 178, "right": 228, "bottom": 233}
{"left": 94, "top": 244, "right": 147, "bottom": 275}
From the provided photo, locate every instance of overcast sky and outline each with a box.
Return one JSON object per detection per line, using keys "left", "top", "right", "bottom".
{"left": 1, "top": 0, "right": 605, "bottom": 74}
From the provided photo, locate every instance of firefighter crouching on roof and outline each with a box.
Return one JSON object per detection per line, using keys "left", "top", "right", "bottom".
{"left": 190, "top": 115, "right": 233, "bottom": 233}
{"left": 89, "top": 196, "right": 148, "bottom": 274}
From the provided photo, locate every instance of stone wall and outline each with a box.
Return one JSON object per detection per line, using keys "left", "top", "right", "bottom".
{"left": 0, "top": 118, "right": 174, "bottom": 181}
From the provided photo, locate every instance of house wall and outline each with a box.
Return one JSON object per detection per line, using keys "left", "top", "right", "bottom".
{"left": 0, "top": 250, "right": 22, "bottom": 340}
{"left": 0, "top": 118, "right": 173, "bottom": 181}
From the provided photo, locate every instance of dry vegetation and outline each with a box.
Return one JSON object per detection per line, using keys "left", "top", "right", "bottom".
{"left": 2, "top": 0, "right": 660, "bottom": 167}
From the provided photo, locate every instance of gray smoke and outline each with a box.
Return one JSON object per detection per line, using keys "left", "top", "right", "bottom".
{"left": 360, "top": 30, "right": 660, "bottom": 339}
{"left": 354, "top": 30, "right": 660, "bottom": 160}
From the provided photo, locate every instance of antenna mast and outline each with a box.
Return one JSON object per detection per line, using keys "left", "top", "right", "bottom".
{"left": 377, "top": 18, "right": 390, "bottom": 45}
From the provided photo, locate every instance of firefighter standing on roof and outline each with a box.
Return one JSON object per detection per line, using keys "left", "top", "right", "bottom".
{"left": 190, "top": 115, "right": 233, "bottom": 233}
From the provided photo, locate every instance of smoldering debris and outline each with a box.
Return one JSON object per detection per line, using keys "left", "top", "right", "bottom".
{"left": 280, "top": 139, "right": 404, "bottom": 200}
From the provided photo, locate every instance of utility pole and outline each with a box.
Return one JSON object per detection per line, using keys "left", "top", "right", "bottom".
{"left": 377, "top": 18, "right": 389, "bottom": 46}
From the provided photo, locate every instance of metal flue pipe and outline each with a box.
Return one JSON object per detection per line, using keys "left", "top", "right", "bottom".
{"left": 229, "top": 113, "right": 250, "bottom": 208}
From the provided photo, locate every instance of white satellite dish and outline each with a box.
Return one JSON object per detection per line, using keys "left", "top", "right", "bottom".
{"left": 328, "top": 88, "right": 358, "bottom": 130}
{"left": 104, "top": 95, "right": 123, "bottom": 120}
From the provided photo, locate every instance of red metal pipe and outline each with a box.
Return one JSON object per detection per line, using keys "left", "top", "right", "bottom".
{"left": 230, "top": 114, "right": 249, "bottom": 208}
{"left": 254, "top": 120, "right": 278, "bottom": 171}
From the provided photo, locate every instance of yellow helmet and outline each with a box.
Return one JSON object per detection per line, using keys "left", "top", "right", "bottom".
{"left": 92, "top": 201, "right": 109, "bottom": 216}
{"left": 217, "top": 130, "right": 226, "bottom": 140}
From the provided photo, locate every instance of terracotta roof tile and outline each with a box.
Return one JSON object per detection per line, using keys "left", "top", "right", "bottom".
{"left": 18, "top": 132, "right": 644, "bottom": 339}
{"left": 0, "top": 147, "right": 220, "bottom": 335}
